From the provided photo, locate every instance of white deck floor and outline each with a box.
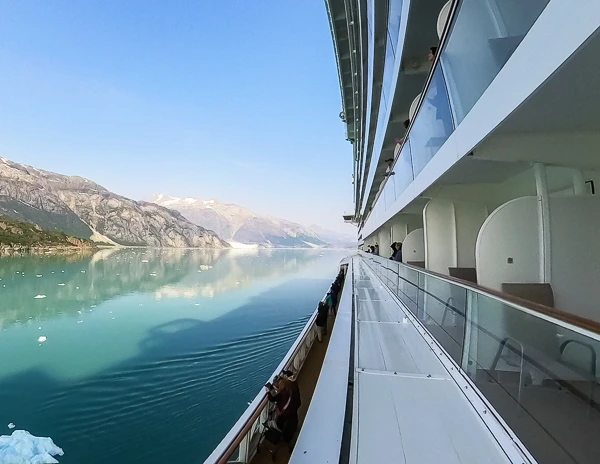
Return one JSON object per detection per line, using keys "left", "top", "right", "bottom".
{"left": 351, "top": 259, "right": 518, "bottom": 464}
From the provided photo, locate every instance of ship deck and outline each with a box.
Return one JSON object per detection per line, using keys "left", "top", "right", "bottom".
{"left": 288, "top": 256, "right": 523, "bottom": 464}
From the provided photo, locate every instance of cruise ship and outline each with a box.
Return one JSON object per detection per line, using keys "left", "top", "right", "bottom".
{"left": 204, "top": 1, "right": 600, "bottom": 463}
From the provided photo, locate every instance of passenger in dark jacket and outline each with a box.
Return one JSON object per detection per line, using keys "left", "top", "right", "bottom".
{"left": 316, "top": 301, "right": 328, "bottom": 342}
{"left": 393, "top": 242, "right": 403, "bottom": 262}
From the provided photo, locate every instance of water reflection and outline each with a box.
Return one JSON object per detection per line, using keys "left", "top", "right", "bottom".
{"left": 0, "top": 248, "right": 327, "bottom": 328}
{"left": 0, "top": 249, "right": 345, "bottom": 463}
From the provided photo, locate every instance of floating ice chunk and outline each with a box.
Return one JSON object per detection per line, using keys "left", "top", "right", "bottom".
{"left": 80, "top": 270, "right": 85, "bottom": 273}
{"left": 77, "top": 321, "right": 83, "bottom": 324}
{"left": 51, "top": 271, "right": 55, "bottom": 274}
{"left": 116, "top": 273, "right": 120, "bottom": 276}
{"left": 149, "top": 273, "right": 157, "bottom": 277}
{"left": 36, "top": 275, "right": 43, "bottom": 278}
{"left": 75, "top": 287, "right": 79, "bottom": 290}
{"left": 77, "top": 310, "right": 81, "bottom": 314}
{"left": 141, "top": 260, "right": 149, "bottom": 263}
{"left": 61, "top": 271, "right": 65, "bottom": 273}
{"left": 57, "top": 283, "right": 65, "bottom": 286}
{"left": 7, "top": 423, "right": 15, "bottom": 429}
{"left": 111, "top": 317, "right": 115, "bottom": 320}
{"left": 0, "top": 429, "right": 64, "bottom": 463}
{"left": 38, "top": 327, "right": 42, "bottom": 330}
{"left": 38, "top": 336, "right": 47, "bottom": 343}
{"left": 90, "top": 305, "right": 96, "bottom": 308}
{"left": 194, "top": 303, "right": 200, "bottom": 306}
{"left": 34, "top": 295, "right": 47, "bottom": 299}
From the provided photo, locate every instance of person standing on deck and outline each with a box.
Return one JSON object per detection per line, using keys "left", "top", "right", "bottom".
{"left": 393, "top": 242, "right": 403, "bottom": 262}
{"left": 316, "top": 301, "right": 328, "bottom": 342}
{"left": 374, "top": 243, "right": 379, "bottom": 255}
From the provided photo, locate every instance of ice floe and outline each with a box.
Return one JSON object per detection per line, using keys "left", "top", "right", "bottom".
{"left": 36, "top": 275, "right": 43, "bottom": 278}
{"left": 57, "top": 283, "right": 65, "bottom": 286}
{"left": 0, "top": 429, "right": 64, "bottom": 463}
{"left": 34, "top": 295, "right": 47, "bottom": 299}
{"left": 7, "top": 423, "right": 14, "bottom": 429}
{"left": 38, "top": 336, "right": 47, "bottom": 343}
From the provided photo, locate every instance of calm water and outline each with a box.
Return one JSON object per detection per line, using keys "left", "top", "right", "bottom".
{"left": 0, "top": 248, "right": 347, "bottom": 463}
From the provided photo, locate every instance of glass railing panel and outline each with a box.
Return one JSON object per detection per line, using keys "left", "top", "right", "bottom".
{"left": 396, "top": 264, "right": 419, "bottom": 313}
{"left": 441, "top": 0, "right": 550, "bottom": 123}
{"left": 392, "top": 139, "right": 414, "bottom": 200}
{"left": 384, "top": 177, "right": 396, "bottom": 210}
{"left": 465, "top": 292, "right": 600, "bottom": 464}
{"left": 409, "top": 66, "right": 455, "bottom": 177}
{"left": 416, "top": 273, "right": 467, "bottom": 365}
{"left": 387, "top": 0, "right": 404, "bottom": 56}
{"left": 381, "top": 36, "right": 395, "bottom": 106}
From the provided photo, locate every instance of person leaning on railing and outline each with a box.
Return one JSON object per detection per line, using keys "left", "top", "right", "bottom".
{"left": 390, "top": 242, "right": 403, "bottom": 262}
{"left": 265, "top": 373, "right": 301, "bottom": 452}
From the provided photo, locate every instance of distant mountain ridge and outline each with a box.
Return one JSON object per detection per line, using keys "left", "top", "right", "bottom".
{"left": 0, "top": 158, "right": 229, "bottom": 248}
{"left": 150, "top": 194, "right": 354, "bottom": 248}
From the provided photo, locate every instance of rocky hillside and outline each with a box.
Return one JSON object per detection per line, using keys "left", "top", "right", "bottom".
{"left": 0, "top": 158, "right": 229, "bottom": 248}
{"left": 0, "top": 216, "right": 95, "bottom": 251}
{"left": 150, "top": 194, "right": 353, "bottom": 248}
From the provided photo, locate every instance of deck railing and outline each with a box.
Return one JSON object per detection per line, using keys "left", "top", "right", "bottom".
{"left": 359, "top": 251, "right": 600, "bottom": 464}
{"left": 202, "top": 296, "right": 322, "bottom": 464}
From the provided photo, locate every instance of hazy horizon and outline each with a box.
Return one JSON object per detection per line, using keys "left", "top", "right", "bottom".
{"left": 0, "top": 2, "right": 356, "bottom": 235}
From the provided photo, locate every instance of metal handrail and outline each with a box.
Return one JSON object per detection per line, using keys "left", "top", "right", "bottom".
{"left": 359, "top": 251, "right": 600, "bottom": 342}
{"left": 491, "top": 337, "right": 526, "bottom": 408}
{"left": 559, "top": 339, "right": 598, "bottom": 414}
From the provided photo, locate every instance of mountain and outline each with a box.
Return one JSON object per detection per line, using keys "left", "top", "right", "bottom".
{"left": 0, "top": 216, "right": 95, "bottom": 252}
{"left": 0, "top": 158, "right": 229, "bottom": 248}
{"left": 150, "top": 194, "right": 355, "bottom": 248}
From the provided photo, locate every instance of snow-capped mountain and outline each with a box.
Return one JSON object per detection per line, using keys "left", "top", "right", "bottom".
{"left": 150, "top": 194, "right": 354, "bottom": 248}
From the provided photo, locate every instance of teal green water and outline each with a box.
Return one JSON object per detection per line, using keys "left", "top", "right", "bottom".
{"left": 0, "top": 248, "right": 347, "bottom": 463}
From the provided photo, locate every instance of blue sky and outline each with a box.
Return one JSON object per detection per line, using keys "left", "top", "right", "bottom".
{"left": 0, "top": 1, "right": 355, "bottom": 234}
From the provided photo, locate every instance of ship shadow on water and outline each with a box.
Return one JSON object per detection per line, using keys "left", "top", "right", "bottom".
{"left": 0, "top": 278, "right": 328, "bottom": 464}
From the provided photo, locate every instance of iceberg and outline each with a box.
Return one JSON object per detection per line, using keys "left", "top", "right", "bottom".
{"left": 34, "top": 295, "right": 46, "bottom": 299}
{"left": 0, "top": 429, "right": 64, "bottom": 463}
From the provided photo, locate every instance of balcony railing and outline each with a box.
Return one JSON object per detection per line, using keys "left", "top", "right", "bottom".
{"left": 363, "top": 0, "right": 551, "bottom": 230}
{"left": 360, "top": 251, "right": 600, "bottom": 464}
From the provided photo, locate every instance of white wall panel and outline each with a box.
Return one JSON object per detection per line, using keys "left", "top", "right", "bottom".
{"left": 403, "top": 228, "right": 425, "bottom": 264}
{"left": 476, "top": 197, "right": 541, "bottom": 290}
